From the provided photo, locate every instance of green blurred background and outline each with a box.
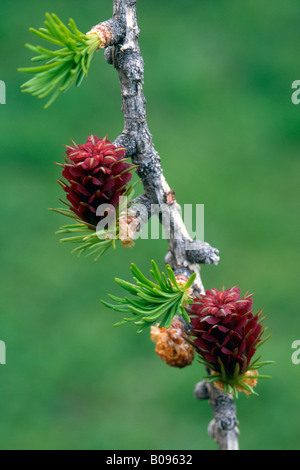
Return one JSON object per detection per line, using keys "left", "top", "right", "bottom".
{"left": 0, "top": 0, "right": 299, "bottom": 450}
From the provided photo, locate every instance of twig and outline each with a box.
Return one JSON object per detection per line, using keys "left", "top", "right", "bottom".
{"left": 194, "top": 379, "right": 239, "bottom": 450}
{"left": 98, "top": 0, "right": 236, "bottom": 450}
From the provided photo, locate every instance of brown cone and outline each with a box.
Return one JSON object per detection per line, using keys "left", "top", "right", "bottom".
{"left": 151, "top": 317, "right": 195, "bottom": 368}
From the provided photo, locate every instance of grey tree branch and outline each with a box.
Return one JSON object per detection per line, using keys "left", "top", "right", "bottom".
{"left": 97, "top": 0, "right": 237, "bottom": 451}
{"left": 194, "top": 379, "right": 239, "bottom": 450}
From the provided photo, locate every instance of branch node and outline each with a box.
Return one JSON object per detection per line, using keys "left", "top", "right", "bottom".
{"left": 166, "top": 189, "right": 176, "bottom": 205}
{"left": 185, "top": 240, "right": 220, "bottom": 265}
{"left": 194, "top": 381, "right": 209, "bottom": 400}
{"left": 113, "top": 134, "right": 137, "bottom": 158}
{"left": 104, "top": 46, "right": 115, "bottom": 65}
{"left": 87, "top": 24, "right": 112, "bottom": 49}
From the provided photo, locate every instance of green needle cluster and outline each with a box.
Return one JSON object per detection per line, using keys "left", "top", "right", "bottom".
{"left": 101, "top": 260, "right": 196, "bottom": 333}
{"left": 53, "top": 217, "right": 117, "bottom": 261}
{"left": 49, "top": 205, "right": 120, "bottom": 261}
{"left": 18, "top": 13, "right": 101, "bottom": 108}
{"left": 50, "top": 183, "right": 137, "bottom": 260}
{"left": 203, "top": 356, "right": 274, "bottom": 398}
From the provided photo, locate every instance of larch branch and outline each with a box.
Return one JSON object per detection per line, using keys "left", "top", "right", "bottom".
{"left": 96, "top": 0, "right": 237, "bottom": 451}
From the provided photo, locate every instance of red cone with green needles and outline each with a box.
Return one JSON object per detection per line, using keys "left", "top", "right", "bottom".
{"left": 189, "top": 287, "right": 272, "bottom": 396}
{"left": 57, "top": 135, "right": 133, "bottom": 226}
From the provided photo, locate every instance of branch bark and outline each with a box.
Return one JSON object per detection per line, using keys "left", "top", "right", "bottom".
{"left": 194, "top": 379, "right": 239, "bottom": 450}
{"left": 98, "top": 0, "right": 237, "bottom": 450}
